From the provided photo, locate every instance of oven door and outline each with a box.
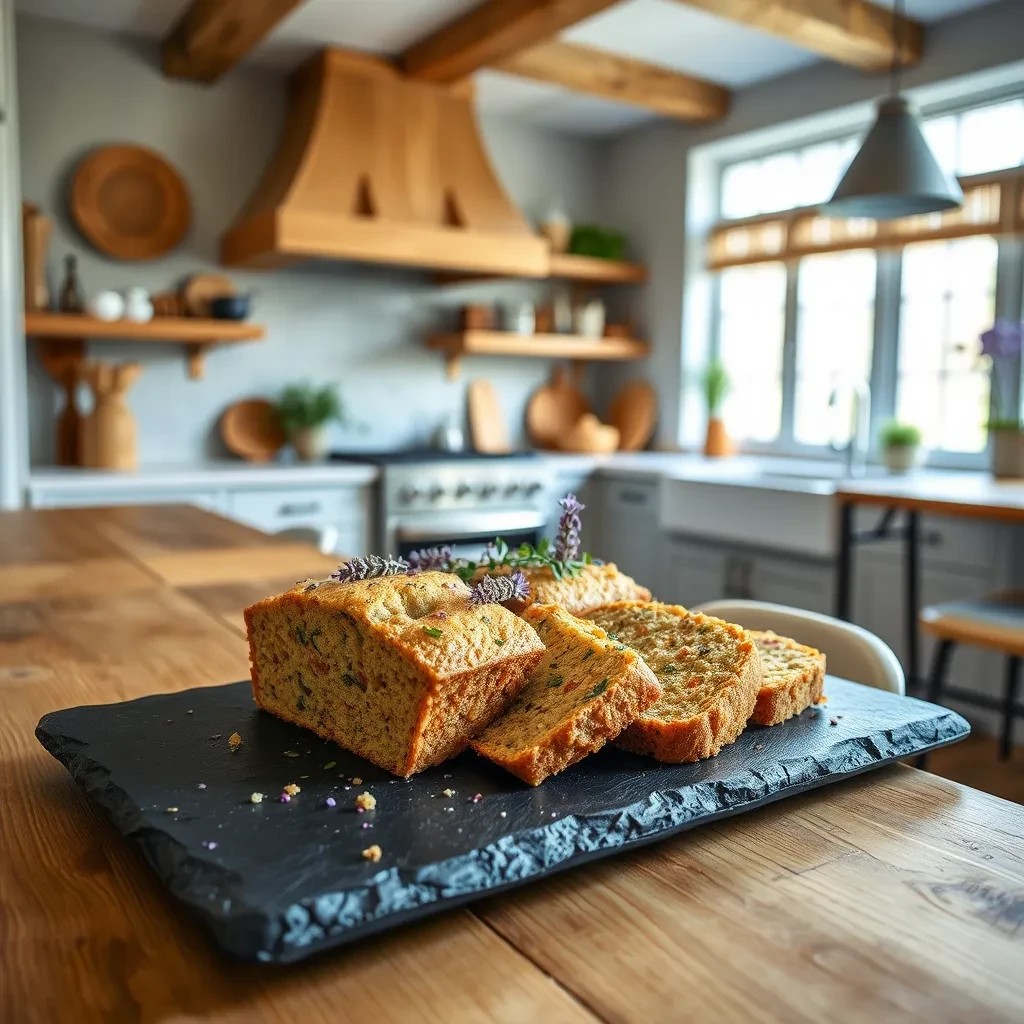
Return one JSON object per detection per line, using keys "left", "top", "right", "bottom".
{"left": 390, "top": 510, "right": 547, "bottom": 562}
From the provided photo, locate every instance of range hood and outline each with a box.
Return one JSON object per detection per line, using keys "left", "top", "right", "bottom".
{"left": 221, "top": 49, "right": 548, "bottom": 277}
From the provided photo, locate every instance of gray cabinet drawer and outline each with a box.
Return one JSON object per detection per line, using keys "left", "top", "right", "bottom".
{"left": 227, "top": 488, "right": 362, "bottom": 532}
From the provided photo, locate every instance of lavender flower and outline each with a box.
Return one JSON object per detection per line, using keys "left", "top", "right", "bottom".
{"left": 980, "top": 320, "right": 1024, "bottom": 426}
{"left": 407, "top": 545, "right": 453, "bottom": 572}
{"left": 329, "top": 554, "right": 409, "bottom": 583}
{"left": 470, "top": 571, "right": 530, "bottom": 606}
{"left": 554, "top": 493, "right": 585, "bottom": 562}
{"left": 980, "top": 319, "right": 1024, "bottom": 360}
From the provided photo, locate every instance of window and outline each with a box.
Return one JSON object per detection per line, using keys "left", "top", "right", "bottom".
{"left": 709, "top": 92, "right": 1024, "bottom": 463}
{"left": 896, "top": 236, "right": 997, "bottom": 454}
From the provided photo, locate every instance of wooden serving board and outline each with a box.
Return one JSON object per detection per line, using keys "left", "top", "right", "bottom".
{"left": 36, "top": 678, "right": 968, "bottom": 964}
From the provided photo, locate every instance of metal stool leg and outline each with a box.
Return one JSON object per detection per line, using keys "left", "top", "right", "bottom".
{"left": 917, "top": 639, "right": 955, "bottom": 769}
{"left": 1000, "top": 656, "right": 1021, "bottom": 761}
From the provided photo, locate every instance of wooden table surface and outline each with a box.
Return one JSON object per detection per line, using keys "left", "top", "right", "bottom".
{"left": 2, "top": 505, "right": 1023, "bottom": 1024}
{"left": 836, "top": 471, "right": 1024, "bottom": 522}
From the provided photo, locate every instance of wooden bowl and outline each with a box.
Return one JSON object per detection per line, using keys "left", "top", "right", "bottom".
{"left": 525, "top": 367, "right": 590, "bottom": 450}
{"left": 220, "top": 398, "right": 286, "bottom": 462}
{"left": 558, "top": 413, "right": 620, "bottom": 454}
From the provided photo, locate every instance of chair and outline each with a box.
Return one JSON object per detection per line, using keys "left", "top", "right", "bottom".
{"left": 275, "top": 525, "right": 340, "bottom": 555}
{"left": 694, "top": 599, "right": 905, "bottom": 695}
{"left": 921, "top": 591, "right": 1024, "bottom": 760}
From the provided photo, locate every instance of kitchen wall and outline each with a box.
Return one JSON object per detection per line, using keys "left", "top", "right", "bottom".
{"left": 600, "top": 0, "right": 1024, "bottom": 448}
{"left": 16, "top": 14, "right": 609, "bottom": 465}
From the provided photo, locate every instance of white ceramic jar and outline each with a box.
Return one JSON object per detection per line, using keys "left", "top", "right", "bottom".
{"left": 87, "top": 290, "right": 125, "bottom": 322}
{"left": 123, "top": 287, "right": 154, "bottom": 323}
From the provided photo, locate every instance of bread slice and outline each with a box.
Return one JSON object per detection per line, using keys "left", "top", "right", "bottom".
{"left": 470, "top": 562, "right": 651, "bottom": 616}
{"left": 585, "top": 601, "right": 762, "bottom": 763}
{"left": 244, "top": 571, "right": 545, "bottom": 778}
{"left": 748, "top": 630, "right": 826, "bottom": 726}
{"left": 471, "top": 604, "right": 661, "bottom": 785}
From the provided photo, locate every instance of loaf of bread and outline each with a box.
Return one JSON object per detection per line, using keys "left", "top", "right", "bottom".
{"left": 748, "top": 630, "right": 826, "bottom": 726}
{"left": 244, "top": 571, "right": 545, "bottom": 777}
{"left": 470, "top": 562, "right": 651, "bottom": 616}
{"left": 471, "top": 604, "right": 662, "bottom": 785}
{"left": 585, "top": 601, "right": 762, "bottom": 763}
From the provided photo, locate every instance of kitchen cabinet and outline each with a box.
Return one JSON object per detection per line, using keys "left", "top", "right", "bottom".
{"left": 596, "top": 478, "right": 660, "bottom": 585}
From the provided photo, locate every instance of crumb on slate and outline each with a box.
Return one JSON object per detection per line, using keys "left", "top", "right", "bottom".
{"left": 165, "top": 806, "right": 178, "bottom": 813}
{"left": 283, "top": 783, "right": 301, "bottom": 797}
{"left": 442, "top": 788, "right": 455, "bottom": 797}
{"left": 250, "top": 792, "right": 264, "bottom": 804}
{"left": 355, "top": 792, "right": 376, "bottom": 811}
{"left": 829, "top": 717, "right": 839, "bottom": 726}
{"left": 228, "top": 732, "right": 243, "bottom": 751}
{"left": 351, "top": 777, "right": 363, "bottom": 785}
{"left": 499, "top": 811, "right": 507, "bottom": 818}
{"left": 754, "top": 744, "right": 764, "bottom": 752}
{"left": 471, "top": 793, "right": 483, "bottom": 803}
{"left": 324, "top": 761, "right": 337, "bottom": 770}
{"left": 210, "top": 734, "right": 222, "bottom": 740}
{"left": 197, "top": 783, "right": 207, "bottom": 790}
{"left": 325, "top": 797, "right": 337, "bottom": 808}
{"left": 362, "top": 844, "right": 382, "bottom": 862}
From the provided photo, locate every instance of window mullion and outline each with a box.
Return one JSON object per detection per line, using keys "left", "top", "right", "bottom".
{"left": 779, "top": 261, "right": 799, "bottom": 444}
{"left": 869, "top": 250, "right": 902, "bottom": 451}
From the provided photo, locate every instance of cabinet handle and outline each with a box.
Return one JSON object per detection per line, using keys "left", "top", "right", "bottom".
{"left": 278, "top": 501, "right": 323, "bottom": 517}
{"left": 617, "top": 489, "right": 650, "bottom": 507}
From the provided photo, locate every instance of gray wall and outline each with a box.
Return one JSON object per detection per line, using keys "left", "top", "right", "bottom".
{"left": 16, "top": 15, "right": 608, "bottom": 465}
{"left": 602, "top": 0, "right": 1024, "bottom": 447}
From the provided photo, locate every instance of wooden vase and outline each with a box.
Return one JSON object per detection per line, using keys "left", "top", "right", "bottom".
{"left": 704, "top": 416, "right": 732, "bottom": 458}
{"left": 81, "top": 362, "right": 143, "bottom": 471}
{"left": 21, "top": 206, "right": 52, "bottom": 312}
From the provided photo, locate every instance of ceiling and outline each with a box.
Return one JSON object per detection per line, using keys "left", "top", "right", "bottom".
{"left": 15, "top": 0, "right": 1001, "bottom": 135}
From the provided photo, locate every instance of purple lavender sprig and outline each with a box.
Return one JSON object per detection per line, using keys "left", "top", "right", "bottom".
{"left": 329, "top": 554, "right": 409, "bottom": 583}
{"left": 554, "top": 493, "right": 585, "bottom": 562}
{"left": 469, "top": 571, "right": 530, "bottom": 606}
{"left": 407, "top": 545, "right": 454, "bottom": 572}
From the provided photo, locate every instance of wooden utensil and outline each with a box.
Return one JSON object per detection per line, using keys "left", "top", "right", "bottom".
{"left": 558, "top": 413, "right": 620, "bottom": 454}
{"left": 525, "top": 366, "right": 590, "bottom": 450}
{"left": 80, "top": 361, "right": 143, "bottom": 470}
{"left": 182, "top": 273, "right": 236, "bottom": 317}
{"left": 467, "top": 379, "right": 510, "bottom": 454}
{"left": 220, "top": 398, "right": 286, "bottom": 462}
{"left": 608, "top": 379, "right": 657, "bottom": 452}
{"left": 71, "top": 144, "right": 190, "bottom": 261}
{"left": 21, "top": 204, "right": 52, "bottom": 311}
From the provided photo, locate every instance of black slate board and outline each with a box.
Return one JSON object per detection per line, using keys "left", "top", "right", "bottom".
{"left": 36, "top": 678, "right": 968, "bottom": 963}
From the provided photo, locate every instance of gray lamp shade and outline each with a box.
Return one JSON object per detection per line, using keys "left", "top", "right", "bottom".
{"left": 824, "top": 97, "right": 964, "bottom": 219}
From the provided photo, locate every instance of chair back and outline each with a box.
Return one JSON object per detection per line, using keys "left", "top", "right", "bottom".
{"left": 275, "top": 525, "right": 340, "bottom": 555}
{"left": 694, "top": 599, "right": 905, "bottom": 695}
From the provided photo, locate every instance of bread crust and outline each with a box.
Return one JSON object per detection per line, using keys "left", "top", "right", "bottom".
{"left": 747, "top": 630, "right": 826, "bottom": 727}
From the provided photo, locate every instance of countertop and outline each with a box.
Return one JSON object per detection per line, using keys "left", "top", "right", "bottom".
{"left": 3, "top": 503, "right": 1023, "bottom": 1022}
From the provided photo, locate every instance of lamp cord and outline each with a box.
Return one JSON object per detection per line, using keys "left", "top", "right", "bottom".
{"left": 890, "top": 0, "right": 905, "bottom": 97}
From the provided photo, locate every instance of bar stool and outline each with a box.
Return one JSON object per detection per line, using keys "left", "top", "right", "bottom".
{"left": 920, "top": 591, "right": 1024, "bottom": 759}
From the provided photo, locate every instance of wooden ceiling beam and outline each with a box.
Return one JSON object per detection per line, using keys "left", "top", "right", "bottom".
{"left": 673, "top": 0, "right": 923, "bottom": 72}
{"left": 163, "top": 0, "right": 306, "bottom": 83}
{"left": 400, "top": 0, "right": 623, "bottom": 83}
{"left": 498, "top": 40, "right": 730, "bottom": 121}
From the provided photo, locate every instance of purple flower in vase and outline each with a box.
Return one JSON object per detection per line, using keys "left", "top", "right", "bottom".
{"left": 980, "top": 320, "right": 1024, "bottom": 360}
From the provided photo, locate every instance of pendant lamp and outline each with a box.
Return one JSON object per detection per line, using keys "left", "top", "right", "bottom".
{"left": 824, "top": 0, "right": 962, "bottom": 219}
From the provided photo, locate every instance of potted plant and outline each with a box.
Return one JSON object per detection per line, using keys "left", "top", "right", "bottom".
{"left": 702, "top": 360, "right": 732, "bottom": 458}
{"left": 879, "top": 421, "right": 922, "bottom": 474}
{"left": 981, "top": 320, "right": 1024, "bottom": 478}
{"left": 275, "top": 382, "right": 345, "bottom": 462}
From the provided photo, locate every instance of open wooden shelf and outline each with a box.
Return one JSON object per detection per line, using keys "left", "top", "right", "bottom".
{"left": 24, "top": 312, "right": 265, "bottom": 379}
{"left": 434, "top": 254, "right": 647, "bottom": 286}
{"left": 427, "top": 329, "right": 650, "bottom": 379}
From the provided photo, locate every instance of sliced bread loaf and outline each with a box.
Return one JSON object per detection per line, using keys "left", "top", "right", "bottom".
{"left": 586, "top": 601, "right": 762, "bottom": 763}
{"left": 471, "top": 604, "right": 661, "bottom": 785}
{"left": 748, "top": 630, "right": 826, "bottom": 726}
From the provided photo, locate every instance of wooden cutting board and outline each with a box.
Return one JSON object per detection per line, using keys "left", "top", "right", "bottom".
{"left": 525, "top": 367, "right": 590, "bottom": 450}
{"left": 467, "top": 379, "right": 509, "bottom": 454}
{"left": 608, "top": 379, "right": 657, "bottom": 451}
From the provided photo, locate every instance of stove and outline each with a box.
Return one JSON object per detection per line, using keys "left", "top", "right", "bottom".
{"left": 330, "top": 450, "right": 552, "bottom": 557}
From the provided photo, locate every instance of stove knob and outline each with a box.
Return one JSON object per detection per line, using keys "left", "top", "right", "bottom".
{"left": 504, "top": 483, "right": 520, "bottom": 497}
{"left": 479, "top": 483, "right": 498, "bottom": 499}
{"left": 398, "top": 486, "right": 420, "bottom": 504}
{"left": 428, "top": 485, "right": 445, "bottom": 502}
{"left": 455, "top": 482, "right": 472, "bottom": 499}
{"left": 524, "top": 482, "right": 543, "bottom": 497}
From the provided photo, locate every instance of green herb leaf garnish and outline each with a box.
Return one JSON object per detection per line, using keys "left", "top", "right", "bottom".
{"left": 585, "top": 679, "right": 609, "bottom": 700}
{"left": 547, "top": 675, "right": 564, "bottom": 688}
{"left": 422, "top": 626, "right": 444, "bottom": 638}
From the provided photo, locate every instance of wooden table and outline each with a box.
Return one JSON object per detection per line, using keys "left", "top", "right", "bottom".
{"left": 835, "top": 473, "right": 1024, "bottom": 688}
{"left": 2, "top": 506, "right": 1023, "bottom": 1023}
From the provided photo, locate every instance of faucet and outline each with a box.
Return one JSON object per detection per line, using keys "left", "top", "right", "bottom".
{"left": 829, "top": 380, "right": 871, "bottom": 477}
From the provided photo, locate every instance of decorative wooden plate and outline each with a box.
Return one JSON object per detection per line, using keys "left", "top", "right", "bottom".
{"left": 608, "top": 379, "right": 657, "bottom": 451}
{"left": 182, "top": 273, "right": 236, "bottom": 318}
{"left": 220, "top": 398, "right": 286, "bottom": 462}
{"left": 70, "top": 144, "right": 190, "bottom": 261}
{"left": 525, "top": 367, "right": 590, "bottom": 450}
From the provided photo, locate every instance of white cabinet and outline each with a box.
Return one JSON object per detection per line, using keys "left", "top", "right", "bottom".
{"left": 30, "top": 486, "right": 225, "bottom": 513}
{"left": 596, "top": 478, "right": 660, "bottom": 585}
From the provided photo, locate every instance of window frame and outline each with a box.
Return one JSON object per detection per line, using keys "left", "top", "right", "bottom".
{"left": 706, "top": 89, "right": 1024, "bottom": 470}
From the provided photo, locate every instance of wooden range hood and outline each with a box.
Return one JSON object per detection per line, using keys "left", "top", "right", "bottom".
{"left": 221, "top": 49, "right": 548, "bottom": 276}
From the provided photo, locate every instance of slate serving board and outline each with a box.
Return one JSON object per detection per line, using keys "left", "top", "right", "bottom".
{"left": 36, "top": 678, "right": 968, "bottom": 964}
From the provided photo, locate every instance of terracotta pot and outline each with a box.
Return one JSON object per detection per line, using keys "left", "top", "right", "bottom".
{"left": 703, "top": 416, "right": 732, "bottom": 458}
{"left": 292, "top": 425, "right": 328, "bottom": 462}
{"left": 883, "top": 444, "right": 918, "bottom": 474}
{"left": 991, "top": 428, "right": 1024, "bottom": 479}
